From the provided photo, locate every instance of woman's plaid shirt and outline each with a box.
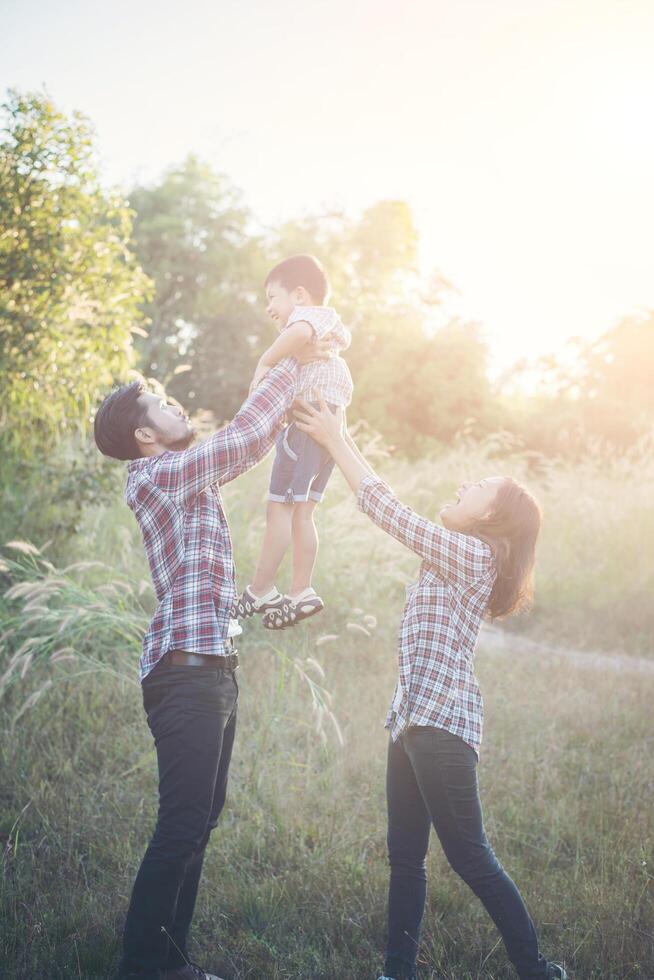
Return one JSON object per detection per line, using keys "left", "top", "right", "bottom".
{"left": 357, "top": 475, "right": 497, "bottom": 756}
{"left": 125, "top": 361, "right": 297, "bottom": 681}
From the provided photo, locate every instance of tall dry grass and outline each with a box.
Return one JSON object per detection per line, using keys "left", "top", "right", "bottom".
{"left": 1, "top": 434, "right": 653, "bottom": 978}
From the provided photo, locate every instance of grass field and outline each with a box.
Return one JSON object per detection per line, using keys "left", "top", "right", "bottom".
{"left": 1, "top": 437, "right": 653, "bottom": 979}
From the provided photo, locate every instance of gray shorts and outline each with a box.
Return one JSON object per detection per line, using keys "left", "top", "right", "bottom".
{"left": 268, "top": 404, "right": 336, "bottom": 504}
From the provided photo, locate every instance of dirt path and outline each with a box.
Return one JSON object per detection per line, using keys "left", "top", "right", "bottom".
{"left": 479, "top": 624, "right": 654, "bottom": 676}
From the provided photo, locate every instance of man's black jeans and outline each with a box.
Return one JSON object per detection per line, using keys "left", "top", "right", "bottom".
{"left": 118, "top": 661, "right": 238, "bottom": 980}
{"left": 385, "top": 726, "right": 549, "bottom": 980}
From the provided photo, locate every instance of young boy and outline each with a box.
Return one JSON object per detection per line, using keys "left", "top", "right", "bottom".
{"left": 233, "top": 254, "right": 353, "bottom": 629}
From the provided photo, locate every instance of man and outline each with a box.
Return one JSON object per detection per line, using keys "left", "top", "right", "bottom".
{"left": 94, "top": 352, "right": 310, "bottom": 980}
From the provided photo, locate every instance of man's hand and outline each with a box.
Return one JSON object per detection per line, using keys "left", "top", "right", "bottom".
{"left": 296, "top": 336, "right": 334, "bottom": 366}
{"left": 249, "top": 363, "right": 271, "bottom": 396}
{"left": 293, "top": 398, "right": 344, "bottom": 450}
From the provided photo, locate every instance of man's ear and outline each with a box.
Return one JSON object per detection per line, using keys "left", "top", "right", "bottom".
{"left": 134, "top": 426, "right": 156, "bottom": 447}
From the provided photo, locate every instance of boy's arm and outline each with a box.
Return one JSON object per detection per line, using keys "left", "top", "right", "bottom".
{"left": 259, "top": 322, "right": 313, "bottom": 369}
{"left": 331, "top": 319, "right": 352, "bottom": 352}
{"left": 250, "top": 322, "right": 313, "bottom": 392}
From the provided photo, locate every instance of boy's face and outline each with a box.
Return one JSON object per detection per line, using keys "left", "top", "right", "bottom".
{"left": 265, "top": 280, "right": 310, "bottom": 329}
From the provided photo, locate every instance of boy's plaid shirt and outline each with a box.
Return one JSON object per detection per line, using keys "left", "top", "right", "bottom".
{"left": 125, "top": 361, "right": 297, "bottom": 681}
{"left": 357, "top": 475, "right": 497, "bottom": 757}
{"left": 286, "top": 306, "right": 353, "bottom": 406}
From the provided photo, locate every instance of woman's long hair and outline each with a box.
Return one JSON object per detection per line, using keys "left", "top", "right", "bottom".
{"left": 470, "top": 478, "right": 542, "bottom": 619}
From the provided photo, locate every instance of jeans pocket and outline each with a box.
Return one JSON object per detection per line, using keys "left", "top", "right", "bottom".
{"left": 282, "top": 424, "right": 300, "bottom": 461}
{"left": 175, "top": 669, "right": 237, "bottom": 715}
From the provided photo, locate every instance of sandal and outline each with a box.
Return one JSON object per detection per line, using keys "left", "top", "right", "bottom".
{"left": 263, "top": 590, "right": 324, "bottom": 630}
{"left": 262, "top": 596, "right": 298, "bottom": 630}
{"left": 231, "top": 585, "right": 286, "bottom": 620}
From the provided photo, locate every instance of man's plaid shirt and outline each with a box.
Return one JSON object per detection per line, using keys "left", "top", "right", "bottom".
{"left": 357, "top": 475, "right": 497, "bottom": 756}
{"left": 125, "top": 361, "right": 297, "bottom": 681}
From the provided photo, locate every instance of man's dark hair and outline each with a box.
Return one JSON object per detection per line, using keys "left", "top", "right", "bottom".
{"left": 94, "top": 380, "right": 150, "bottom": 461}
{"left": 264, "top": 254, "right": 330, "bottom": 305}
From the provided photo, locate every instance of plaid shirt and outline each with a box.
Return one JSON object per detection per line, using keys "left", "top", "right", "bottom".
{"left": 125, "top": 360, "right": 298, "bottom": 680}
{"left": 357, "top": 476, "right": 497, "bottom": 756}
{"left": 286, "top": 306, "right": 353, "bottom": 406}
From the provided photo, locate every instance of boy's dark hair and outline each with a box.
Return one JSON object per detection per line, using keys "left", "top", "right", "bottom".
{"left": 94, "top": 380, "right": 150, "bottom": 461}
{"left": 265, "top": 254, "right": 330, "bottom": 305}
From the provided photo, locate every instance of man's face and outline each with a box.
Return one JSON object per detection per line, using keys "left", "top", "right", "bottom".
{"left": 265, "top": 280, "right": 301, "bottom": 329}
{"left": 136, "top": 392, "right": 194, "bottom": 452}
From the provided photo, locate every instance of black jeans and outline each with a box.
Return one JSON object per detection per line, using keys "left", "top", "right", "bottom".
{"left": 385, "top": 726, "right": 549, "bottom": 980}
{"left": 118, "top": 662, "right": 238, "bottom": 980}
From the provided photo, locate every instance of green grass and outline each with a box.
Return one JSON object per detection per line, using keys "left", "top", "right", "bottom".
{"left": 1, "top": 437, "right": 653, "bottom": 978}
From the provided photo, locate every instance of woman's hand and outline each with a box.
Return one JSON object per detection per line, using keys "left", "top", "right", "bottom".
{"left": 295, "top": 401, "right": 376, "bottom": 495}
{"left": 293, "top": 398, "right": 344, "bottom": 450}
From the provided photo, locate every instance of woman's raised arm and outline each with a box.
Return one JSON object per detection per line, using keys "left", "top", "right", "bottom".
{"left": 294, "top": 400, "right": 493, "bottom": 588}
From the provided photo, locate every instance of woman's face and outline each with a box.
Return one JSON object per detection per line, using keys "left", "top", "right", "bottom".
{"left": 440, "top": 476, "right": 505, "bottom": 531}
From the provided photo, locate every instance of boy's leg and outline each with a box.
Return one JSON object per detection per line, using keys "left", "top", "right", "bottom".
{"left": 250, "top": 501, "right": 294, "bottom": 596}
{"left": 286, "top": 428, "right": 334, "bottom": 601}
{"left": 289, "top": 500, "right": 319, "bottom": 597}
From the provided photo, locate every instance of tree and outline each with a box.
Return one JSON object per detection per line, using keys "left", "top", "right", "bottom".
{"left": 502, "top": 313, "right": 654, "bottom": 454}
{"left": 0, "top": 90, "right": 150, "bottom": 453}
{"left": 129, "top": 156, "right": 268, "bottom": 419}
{"left": 129, "top": 177, "right": 498, "bottom": 450}
{"left": 272, "top": 200, "right": 493, "bottom": 451}
{"left": 579, "top": 313, "right": 654, "bottom": 444}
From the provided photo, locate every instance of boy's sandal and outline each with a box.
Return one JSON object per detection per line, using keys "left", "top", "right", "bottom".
{"left": 232, "top": 586, "right": 284, "bottom": 620}
{"left": 290, "top": 592, "right": 324, "bottom": 623}
{"left": 262, "top": 597, "right": 297, "bottom": 630}
{"left": 263, "top": 592, "right": 324, "bottom": 630}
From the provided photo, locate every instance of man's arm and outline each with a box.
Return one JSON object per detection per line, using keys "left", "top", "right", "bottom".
{"left": 153, "top": 360, "right": 298, "bottom": 508}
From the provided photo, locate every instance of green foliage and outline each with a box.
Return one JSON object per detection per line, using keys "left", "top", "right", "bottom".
{"left": 129, "top": 182, "right": 496, "bottom": 447}
{"left": 350, "top": 317, "right": 497, "bottom": 450}
{"left": 503, "top": 312, "right": 654, "bottom": 455}
{"left": 578, "top": 313, "right": 654, "bottom": 443}
{"left": 0, "top": 90, "right": 151, "bottom": 452}
{"left": 0, "top": 434, "right": 122, "bottom": 550}
{"left": 270, "top": 200, "right": 496, "bottom": 450}
{"left": 127, "top": 159, "right": 654, "bottom": 454}
{"left": 129, "top": 155, "right": 269, "bottom": 419}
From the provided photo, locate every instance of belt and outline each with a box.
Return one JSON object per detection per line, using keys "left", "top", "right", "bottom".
{"left": 164, "top": 643, "right": 239, "bottom": 670}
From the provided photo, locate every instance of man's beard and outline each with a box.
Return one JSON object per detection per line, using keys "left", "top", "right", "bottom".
{"left": 166, "top": 429, "right": 195, "bottom": 451}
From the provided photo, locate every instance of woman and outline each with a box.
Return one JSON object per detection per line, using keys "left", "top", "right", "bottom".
{"left": 294, "top": 400, "right": 567, "bottom": 980}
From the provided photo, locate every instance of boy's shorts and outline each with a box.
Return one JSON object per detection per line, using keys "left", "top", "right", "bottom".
{"left": 268, "top": 403, "right": 337, "bottom": 504}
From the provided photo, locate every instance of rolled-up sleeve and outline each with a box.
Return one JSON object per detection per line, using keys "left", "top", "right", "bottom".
{"left": 357, "top": 476, "right": 493, "bottom": 588}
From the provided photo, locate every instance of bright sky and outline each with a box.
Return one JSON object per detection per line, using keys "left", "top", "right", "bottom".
{"left": 3, "top": 0, "right": 654, "bottom": 369}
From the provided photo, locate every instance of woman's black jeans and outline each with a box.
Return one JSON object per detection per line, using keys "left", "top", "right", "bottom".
{"left": 385, "top": 726, "right": 549, "bottom": 980}
{"left": 118, "top": 661, "right": 238, "bottom": 980}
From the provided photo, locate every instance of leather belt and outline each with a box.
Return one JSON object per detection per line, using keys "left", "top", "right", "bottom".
{"left": 164, "top": 645, "right": 239, "bottom": 670}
